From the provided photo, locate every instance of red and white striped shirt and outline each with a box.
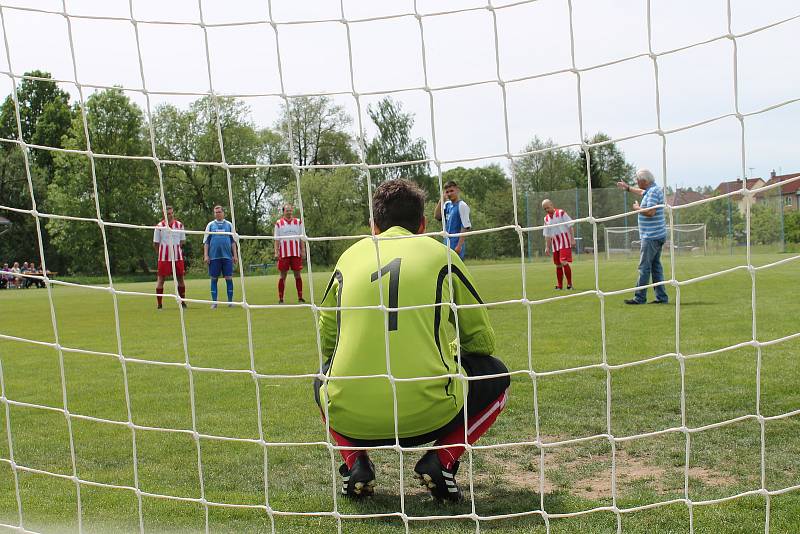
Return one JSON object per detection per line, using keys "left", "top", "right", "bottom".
{"left": 153, "top": 219, "right": 186, "bottom": 261}
{"left": 543, "top": 209, "right": 573, "bottom": 252}
{"left": 274, "top": 217, "right": 304, "bottom": 258}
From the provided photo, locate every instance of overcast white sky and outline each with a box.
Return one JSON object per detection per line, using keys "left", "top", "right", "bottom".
{"left": 0, "top": 0, "right": 798, "bottom": 189}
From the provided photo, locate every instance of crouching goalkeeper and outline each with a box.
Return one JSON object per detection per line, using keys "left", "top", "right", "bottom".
{"left": 314, "top": 179, "right": 510, "bottom": 502}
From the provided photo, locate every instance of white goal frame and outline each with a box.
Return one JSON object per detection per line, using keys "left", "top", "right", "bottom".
{"left": 605, "top": 223, "right": 707, "bottom": 260}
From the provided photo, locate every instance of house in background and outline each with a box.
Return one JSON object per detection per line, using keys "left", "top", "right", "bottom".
{"left": 762, "top": 170, "right": 800, "bottom": 211}
{"left": 715, "top": 177, "right": 766, "bottom": 214}
{"left": 667, "top": 188, "right": 706, "bottom": 207}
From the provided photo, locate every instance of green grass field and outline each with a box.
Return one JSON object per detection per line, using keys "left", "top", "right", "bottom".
{"left": 1, "top": 253, "right": 799, "bottom": 533}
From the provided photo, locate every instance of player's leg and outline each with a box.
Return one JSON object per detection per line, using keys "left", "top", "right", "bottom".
{"left": 561, "top": 248, "right": 573, "bottom": 289}
{"left": 650, "top": 239, "right": 668, "bottom": 303}
{"left": 313, "top": 368, "right": 376, "bottom": 497}
{"left": 553, "top": 251, "right": 563, "bottom": 289}
{"left": 627, "top": 239, "right": 654, "bottom": 304}
{"left": 175, "top": 261, "right": 187, "bottom": 308}
{"left": 155, "top": 272, "right": 166, "bottom": 309}
{"left": 277, "top": 270, "right": 288, "bottom": 303}
{"left": 221, "top": 258, "right": 234, "bottom": 306}
{"left": 292, "top": 257, "right": 304, "bottom": 302}
{"left": 415, "top": 355, "right": 510, "bottom": 501}
{"left": 209, "top": 259, "right": 221, "bottom": 308}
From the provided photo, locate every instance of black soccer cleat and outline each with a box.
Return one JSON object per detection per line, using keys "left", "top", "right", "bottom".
{"left": 413, "top": 450, "right": 462, "bottom": 502}
{"left": 339, "top": 455, "right": 376, "bottom": 498}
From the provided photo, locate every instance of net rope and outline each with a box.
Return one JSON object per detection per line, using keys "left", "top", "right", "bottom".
{"left": 0, "top": 0, "right": 797, "bottom": 533}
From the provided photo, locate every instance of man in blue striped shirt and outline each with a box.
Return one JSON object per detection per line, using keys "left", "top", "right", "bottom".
{"left": 617, "top": 169, "right": 669, "bottom": 305}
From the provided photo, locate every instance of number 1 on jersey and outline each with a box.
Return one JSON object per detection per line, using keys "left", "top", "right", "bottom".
{"left": 370, "top": 258, "right": 401, "bottom": 331}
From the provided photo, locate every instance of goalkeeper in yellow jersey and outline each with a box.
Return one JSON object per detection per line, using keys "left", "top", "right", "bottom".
{"left": 314, "top": 179, "right": 510, "bottom": 501}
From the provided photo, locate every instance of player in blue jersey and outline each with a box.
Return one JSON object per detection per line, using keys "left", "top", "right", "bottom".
{"left": 434, "top": 180, "right": 472, "bottom": 259}
{"left": 203, "top": 205, "right": 238, "bottom": 308}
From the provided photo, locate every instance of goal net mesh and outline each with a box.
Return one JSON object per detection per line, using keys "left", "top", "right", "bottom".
{"left": 0, "top": 1, "right": 799, "bottom": 533}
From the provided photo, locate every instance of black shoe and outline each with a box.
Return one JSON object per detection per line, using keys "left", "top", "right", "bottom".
{"left": 157, "top": 304, "right": 163, "bottom": 310}
{"left": 181, "top": 302, "right": 187, "bottom": 309}
{"left": 566, "top": 285, "right": 573, "bottom": 290}
{"left": 414, "top": 450, "right": 462, "bottom": 502}
{"left": 339, "top": 456, "right": 376, "bottom": 498}
{"left": 278, "top": 299, "right": 284, "bottom": 304}
{"left": 298, "top": 297, "right": 306, "bottom": 303}
{"left": 624, "top": 299, "right": 645, "bottom": 305}
{"left": 648, "top": 300, "right": 668, "bottom": 304}
{"left": 554, "top": 286, "right": 562, "bottom": 290}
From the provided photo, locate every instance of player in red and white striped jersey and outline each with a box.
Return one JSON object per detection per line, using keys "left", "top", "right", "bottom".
{"left": 542, "top": 199, "right": 575, "bottom": 290}
{"left": 273, "top": 204, "right": 306, "bottom": 303}
{"left": 153, "top": 206, "right": 187, "bottom": 309}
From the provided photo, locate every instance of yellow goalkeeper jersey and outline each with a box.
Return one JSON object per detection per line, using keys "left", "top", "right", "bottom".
{"left": 317, "top": 225, "right": 496, "bottom": 440}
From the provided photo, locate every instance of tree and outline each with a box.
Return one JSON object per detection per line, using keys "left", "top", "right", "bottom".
{"left": 441, "top": 164, "right": 508, "bottom": 202}
{"left": 785, "top": 209, "right": 800, "bottom": 244}
{"left": 0, "top": 70, "right": 73, "bottom": 173}
{"left": 749, "top": 202, "right": 780, "bottom": 245}
{"left": 278, "top": 96, "right": 356, "bottom": 169}
{"left": 365, "top": 97, "right": 430, "bottom": 192}
{"left": 47, "top": 88, "right": 156, "bottom": 274}
{"left": 513, "top": 137, "right": 582, "bottom": 193}
{"left": 291, "top": 168, "right": 367, "bottom": 266}
{"left": 580, "top": 132, "right": 636, "bottom": 189}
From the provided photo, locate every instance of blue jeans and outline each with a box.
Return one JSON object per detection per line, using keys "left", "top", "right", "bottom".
{"left": 634, "top": 238, "right": 668, "bottom": 304}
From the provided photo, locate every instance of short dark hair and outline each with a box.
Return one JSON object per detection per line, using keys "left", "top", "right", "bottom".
{"left": 444, "top": 180, "right": 458, "bottom": 189}
{"left": 372, "top": 179, "right": 426, "bottom": 233}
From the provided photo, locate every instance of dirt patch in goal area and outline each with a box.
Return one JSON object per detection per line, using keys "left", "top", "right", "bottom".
{"left": 562, "top": 449, "right": 739, "bottom": 500}
{"left": 472, "top": 439, "right": 737, "bottom": 500}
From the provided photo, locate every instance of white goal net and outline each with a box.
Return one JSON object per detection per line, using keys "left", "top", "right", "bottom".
{"left": 605, "top": 223, "right": 707, "bottom": 260}
{"left": 0, "top": 1, "right": 799, "bottom": 534}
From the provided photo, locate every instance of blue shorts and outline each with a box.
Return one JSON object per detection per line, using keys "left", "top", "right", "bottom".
{"left": 209, "top": 258, "right": 233, "bottom": 278}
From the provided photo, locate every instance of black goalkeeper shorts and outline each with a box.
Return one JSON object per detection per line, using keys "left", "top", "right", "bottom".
{"left": 313, "top": 353, "right": 510, "bottom": 447}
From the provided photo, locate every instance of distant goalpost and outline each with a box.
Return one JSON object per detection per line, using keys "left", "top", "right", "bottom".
{"left": 0, "top": 1, "right": 799, "bottom": 534}
{"left": 605, "top": 223, "right": 707, "bottom": 260}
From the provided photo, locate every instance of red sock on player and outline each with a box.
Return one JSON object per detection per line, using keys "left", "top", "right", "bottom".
{"left": 295, "top": 276, "right": 303, "bottom": 299}
{"left": 278, "top": 278, "right": 285, "bottom": 300}
{"left": 434, "top": 390, "right": 508, "bottom": 470}
{"left": 324, "top": 420, "right": 365, "bottom": 469}
{"left": 556, "top": 266, "right": 564, "bottom": 289}
{"left": 563, "top": 264, "right": 572, "bottom": 286}
{"left": 156, "top": 287, "right": 163, "bottom": 306}
{"left": 178, "top": 285, "right": 185, "bottom": 299}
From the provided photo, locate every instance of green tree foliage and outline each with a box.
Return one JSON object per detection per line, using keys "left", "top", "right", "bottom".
{"left": 153, "top": 97, "right": 291, "bottom": 235}
{"left": 749, "top": 202, "right": 780, "bottom": 245}
{"left": 580, "top": 132, "right": 636, "bottom": 189}
{"left": 441, "top": 164, "right": 509, "bottom": 202}
{"left": 513, "top": 136, "right": 582, "bottom": 193}
{"left": 293, "top": 168, "right": 367, "bottom": 266}
{"left": 678, "top": 196, "right": 744, "bottom": 241}
{"left": 0, "top": 70, "right": 73, "bottom": 172}
{"left": 785, "top": 209, "right": 800, "bottom": 244}
{"left": 47, "top": 88, "right": 156, "bottom": 274}
{"left": 279, "top": 96, "right": 356, "bottom": 168}
{"left": 365, "top": 96, "right": 430, "bottom": 193}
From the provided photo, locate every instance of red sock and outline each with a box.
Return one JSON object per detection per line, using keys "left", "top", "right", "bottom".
{"left": 295, "top": 276, "right": 303, "bottom": 299}
{"left": 156, "top": 287, "right": 163, "bottom": 306}
{"left": 435, "top": 389, "right": 508, "bottom": 470}
{"left": 324, "top": 420, "right": 365, "bottom": 469}
{"left": 178, "top": 285, "right": 185, "bottom": 300}
{"left": 563, "top": 264, "right": 572, "bottom": 286}
{"left": 278, "top": 278, "right": 285, "bottom": 300}
{"left": 556, "top": 266, "right": 564, "bottom": 288}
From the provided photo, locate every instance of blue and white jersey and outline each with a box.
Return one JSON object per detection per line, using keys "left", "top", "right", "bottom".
{"left": 203, "top": 219, "right": 234, "bottom": 259}
{"left": 443, "top": 200, "right": 471, "bottom": 250}
{"left": 638, "top": 183, "right": 667, "bottom": 241}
